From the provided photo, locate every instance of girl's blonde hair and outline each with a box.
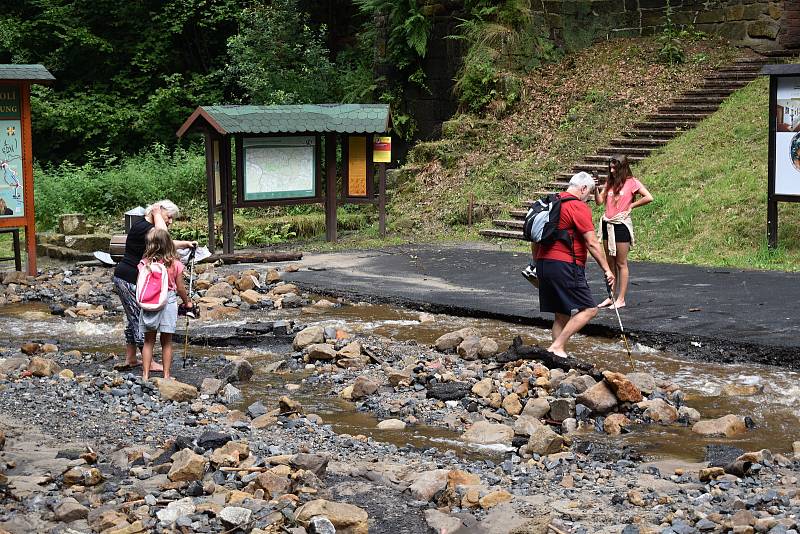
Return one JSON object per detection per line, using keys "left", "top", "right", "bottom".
{"left": 143, "top": 229, "right": 178, "bottom": 267}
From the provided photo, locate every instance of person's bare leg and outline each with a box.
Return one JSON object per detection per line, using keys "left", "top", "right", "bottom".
{"left": 552, "top": 313, "right": 569, "bottom": 343}
{"left": 124, "top": 343, "right": 138, "bottom": 366}
{"left": 142, "top": 332, "right": 157, "bottom": 380}
{"left": 598, "top": 241, "right": 615, "bottom": 308}
{"left": 161, "top": 333, "right": 173, "bottom": 380}
{"left": 547, "top": 307, "right": 598, "bottom": 356}
{"left": 614, "top": 242, "right": 630, "bottom": 308}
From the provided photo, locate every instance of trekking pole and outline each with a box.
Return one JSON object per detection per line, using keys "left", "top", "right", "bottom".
{"left": 182, "top": 246, "right": 197, "bottom": 369}
{"left": 606, "top": 282, "right": 635, "bottom": 371}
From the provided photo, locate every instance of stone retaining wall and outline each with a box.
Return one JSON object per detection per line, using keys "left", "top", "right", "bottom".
{"left": 534, "top": 0, "right": 793, "bottom": 52}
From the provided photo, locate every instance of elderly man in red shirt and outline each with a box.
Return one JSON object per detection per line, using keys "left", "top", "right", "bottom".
{"left": 533, "top": 172, "right": 615, "bottom": 357}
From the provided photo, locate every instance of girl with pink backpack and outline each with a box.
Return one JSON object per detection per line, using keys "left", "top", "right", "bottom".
{"left": 136, "top": 229, "right": 193, "bottom": 380}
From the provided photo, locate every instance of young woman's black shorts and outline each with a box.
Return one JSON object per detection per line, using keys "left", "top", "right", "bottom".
{"left": 536, "top": 259, "right": 596, "bottom": 315}
{"left": 601, "top": 222, "right": 631, "bottom": 243}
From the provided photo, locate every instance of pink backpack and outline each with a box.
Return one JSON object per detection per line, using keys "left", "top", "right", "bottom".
{"left": 136, "top": 260, "right": 169, "bottom": 311}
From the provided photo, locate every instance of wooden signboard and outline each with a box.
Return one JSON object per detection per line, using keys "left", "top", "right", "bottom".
{"left": 0, "top": 82, "right": 36, "bottom": 274}
{"left": 763, "top": 65, "right": 800, "bottom": 248}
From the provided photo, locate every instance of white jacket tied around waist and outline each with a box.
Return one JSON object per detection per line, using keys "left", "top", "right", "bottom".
{"left": 597, "top": 212, "right": 635, "bottom": 257}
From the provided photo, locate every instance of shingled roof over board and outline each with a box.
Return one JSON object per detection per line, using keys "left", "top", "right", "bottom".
{"left": 0, "top": 64, "right": 55, "bottom": 83}
{"left": 177, "top": 104, "right": 391, "bottom": 137}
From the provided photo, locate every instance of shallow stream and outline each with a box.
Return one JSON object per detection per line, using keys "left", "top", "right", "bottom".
{"left": 1, "top": 299, "right": 798, "bottom": 462}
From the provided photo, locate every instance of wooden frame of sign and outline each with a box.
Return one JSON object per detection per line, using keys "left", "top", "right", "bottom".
{"left": 341, "top": 134, "right": 387, "bottom": 236}
{"left": 762, "top": 64, "right": 800, "bottom": 248}
{"left": 0, "top": 82, "right": 38, "bottom": 274}
{"left": 178, "top": 105, "right": 391, "bottom": 251}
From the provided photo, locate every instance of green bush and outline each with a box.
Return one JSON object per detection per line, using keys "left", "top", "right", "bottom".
{"left": 34, "top": 144, "right": 205, "bottom": 230}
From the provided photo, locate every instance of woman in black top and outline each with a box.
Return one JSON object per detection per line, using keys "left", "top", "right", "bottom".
{"left": 112, "top": 200, "right": 196, "bottom": 369}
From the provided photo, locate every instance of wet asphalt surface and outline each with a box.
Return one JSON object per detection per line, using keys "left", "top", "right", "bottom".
{"left": 281, "top": 243, "right": 800, "bottom": 368}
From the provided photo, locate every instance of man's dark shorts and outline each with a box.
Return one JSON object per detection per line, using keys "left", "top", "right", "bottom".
{"left": 536, "top": 259, "right": 596, "bottom": 315}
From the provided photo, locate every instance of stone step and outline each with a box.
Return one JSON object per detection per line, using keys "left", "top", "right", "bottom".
{"left": 704, "top": 72, "right": 758, "bottom": 82}
{"left": 698, "top": 80, "right": 750, "bottom": 89}
{"left": 623, "top": 129, "right": 681, "bottom": 138}
{"left": 609, "top": 137, "right": 671, "bottom": 147}
{"left": 635, "top": 121, "right": 694, "bottom": 130}
{"left": 682, "top": 89, "right": 735, "bottom": 97}
{"left": 479, "top": 228, "right": 525, "bottom": 240}
{"left": 493, "top": 219, "right": 524, "bottom": 229}
{"left": 510, "top": 209, "right": 529, "bottom": 218}
{"left": 556, "top": 171, "right": 607, "bottom": 180}
{"left": 598, "top": 146, "right": 658, "bottom": 156}
{"left": 572, "top": 162, "right": 608, "bottom": 172}
{"left": 672, "top": 95, "right": 727, "bottom": 103}
{"left": 649, "top": 113, "right": 708, "bottom": 121}
{"left": 717, "top": 64, "right": 764, "bottom": 72}
{"left": 659, "top": 104, "right": 719, "bottom": 113}
{"left": 584, "top": 154, "right": 645, "bottom": 163}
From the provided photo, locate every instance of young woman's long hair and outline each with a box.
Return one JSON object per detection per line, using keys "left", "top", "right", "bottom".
{"left": 606, "top": 154, "right": 632, "bottom": 196}
{"left": 143, "top": 229, "right": 178, "bottom": 268}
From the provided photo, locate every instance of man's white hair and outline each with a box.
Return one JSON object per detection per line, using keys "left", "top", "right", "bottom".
{"left": 145, "top": 199, "right": 180, "bottom": 219}
{"left": 568, "top": 171, "right": 595, "bottom": 190}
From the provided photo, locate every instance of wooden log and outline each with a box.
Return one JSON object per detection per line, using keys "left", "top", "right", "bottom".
{"left": 494, "top": 336, "right": 595, "bottom": 374}
{"left": 206, "top": 252, "right": 303, "bottom": 264}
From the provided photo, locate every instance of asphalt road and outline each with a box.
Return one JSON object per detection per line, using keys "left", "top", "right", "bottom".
{"left": 281, "top": 243, "right": 800, "bottom": 367}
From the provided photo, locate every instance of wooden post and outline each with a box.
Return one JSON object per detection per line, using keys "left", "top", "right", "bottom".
{"left": 767, "top": 74, "right": 778, "bottom": 249}
{"left": 221, "top": 136, "right": 235, "bottom": 254}
{"left": 20, "top": 83, "right": 35, "bottom": 275}
{"left": 468, "top": 192, "right": 474, "bottom": 227}
{"left": 325, "top": 133, "right": 337, "bottom": 242}
{"left": 204, "top": 132, "right": 216, "bottom": 253}
{"left": 378, "top": 163, "right": 387, "bottom": 237}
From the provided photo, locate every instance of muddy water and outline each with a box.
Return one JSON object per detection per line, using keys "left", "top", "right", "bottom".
{"left": 1, "top": 300, "right": 798, "bottom": 462}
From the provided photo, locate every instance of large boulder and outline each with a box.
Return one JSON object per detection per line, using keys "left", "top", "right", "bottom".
{"left": 692, "top": 415, "right": 747, "bottom": 437}
{"left": 502, "top": 393, "right": 523, "bottom": 416}
{"left": 408, "top": 469, "right": 449, "bottom": 501}
{"left": 290, "top": 453, "right": 330, "bottom": 477}
{"left": 54, "top": 497, "right": 89, "bottom": 521}
{"left": 307, "top": 343, "right": 337, "bottom": 361}
{"left": 155, "top": 379, "right": 198, "bottom": 402}
{"left": 293, "top": 326, "right": 325, "bottom": 350}
{"left": 63, "top": 466, "right": 103, "bottom": 487}
{"left": 457, "top": 336, "right": 482, "bottom": 360}
{"left": 295, "top": 499, "right": 369, "bottom": 534}
{"left": 514, "top": 415, "right": 544, "bottom": 437}
{"left": 478, "top": 337, "right": 499, "bottom": 358}
{"left": 602, "top": 371, "right": 643, "bottom": 402}
{"left": 471, "top": 378, "right": 493, "bottom": 398}
{"left": 28, "top": 356, "right": 61, "bottom": 377}
{"left": 462, "top": 421, "right": 514, "bottom": 445}
{"left": 64, "top": 234, "right": 111, "bottom": 252}
{"left": 641, "top": 398, "right": 679, "bottom": 424}
{"left": 206, "top": 282, "right": 234, "bottom": 299}
{"left": 168, "top": 449, "right": 208, "bottom": 481}
{"left": 626, "top": 372, "right": 656, "bottom": 395}
{"left": 522, "top": 397, "right": 551, "bottom": 419}
{"left": 59, "top": 213, "right": 89, "bottom": 235}
{"left": 604, "top": 413, "right": 631, "bottom": 435}
{"left": 351, "top": 376, "right": 378, "bottom": 399}
{"left": 576, "top": 381, "right": 618, "bottom": 414}
{"left": 522, "top": 424, "right": 565, "bottom": 455}
{"left": 434, "top": 327, "right": 481, "bottom": 352}
{"left": 217, "top": 359, "right": 254, "bottom": 384}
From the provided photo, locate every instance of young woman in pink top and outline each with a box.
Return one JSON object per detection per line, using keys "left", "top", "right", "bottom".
{"left": 594, "top": 154, "right": 653, "bottom": 309}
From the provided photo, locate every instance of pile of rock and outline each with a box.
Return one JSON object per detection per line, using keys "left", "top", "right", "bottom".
{"left": 37, "top": 213, "right": 111, "bottom": 261}
{"left": 292, "top": 325, "right": 372, "bottom": 370}
{"left": 192, "top": 266, "right": 308, "bottom": 321}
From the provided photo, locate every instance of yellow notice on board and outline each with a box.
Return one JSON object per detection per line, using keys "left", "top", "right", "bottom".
{"left": 348, "top": 136, "right": 367, "bottom": 197}
{"left": 373, "top": 136, "right": 391, "bottom": 163}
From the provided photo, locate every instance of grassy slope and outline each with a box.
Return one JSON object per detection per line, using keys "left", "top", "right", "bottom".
{"left": 390, "top": 36, "right": 740, "bottom": 238}
{"left": 629, "top": 76, "right": 800, "bottom": 270}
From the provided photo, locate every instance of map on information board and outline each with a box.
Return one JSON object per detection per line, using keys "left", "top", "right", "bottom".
{"left": 0, "top": 119, "right": 23, "bottom": 218}
{"left": 243, "top": 136, "right": 316, "bottom": 201}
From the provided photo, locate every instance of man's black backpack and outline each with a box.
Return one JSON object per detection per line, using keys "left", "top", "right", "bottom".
{"left": 522, "top": 194, "right": 576, "bottom": 245}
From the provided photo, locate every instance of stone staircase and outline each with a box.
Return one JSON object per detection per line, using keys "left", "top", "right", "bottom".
{"left": 479, "top": 54, "right": 786, "bottom": 241}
